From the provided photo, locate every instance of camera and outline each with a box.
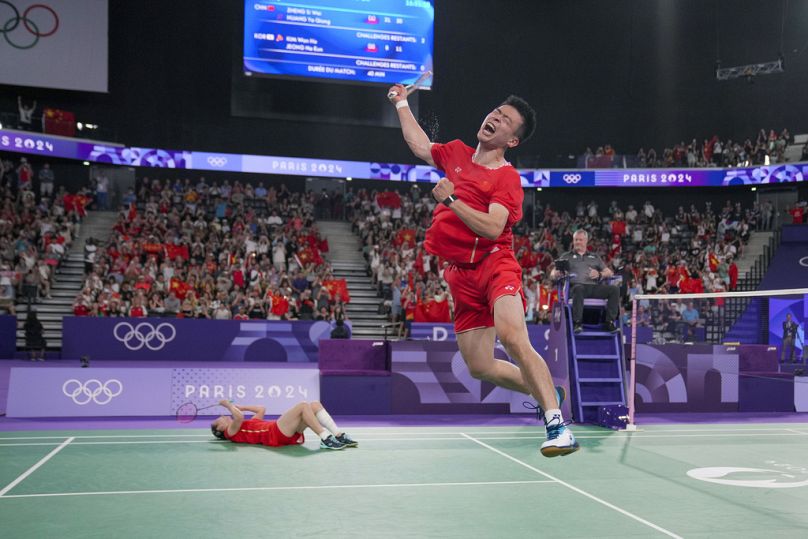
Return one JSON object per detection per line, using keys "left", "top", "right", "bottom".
{"left": 554, "top": 259, "right": 571, "bottom": 273}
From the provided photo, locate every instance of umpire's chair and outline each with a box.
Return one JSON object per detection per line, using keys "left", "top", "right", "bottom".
{"left": 552, "top": 267, "right": 627, "bottom": 424}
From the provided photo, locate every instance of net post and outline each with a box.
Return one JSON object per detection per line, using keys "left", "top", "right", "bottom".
{"left": 627, "top": 297, "right": 638, "bottom": 430}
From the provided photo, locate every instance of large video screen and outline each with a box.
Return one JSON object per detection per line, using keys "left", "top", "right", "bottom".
{"left": 243, "top": 0, "right": 434, "bottom": 87}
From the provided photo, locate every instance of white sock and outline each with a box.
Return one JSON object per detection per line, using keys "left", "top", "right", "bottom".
{"left": 318, "top": 430, "right": 331, "bottom": 441}
{"left": 544, "top": 409, "right": 563, "bottom": 426}
{"left": 316, "top": 409, "right": 341, "bottom": 436}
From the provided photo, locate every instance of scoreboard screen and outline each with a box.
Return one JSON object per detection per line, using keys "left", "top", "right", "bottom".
{"left": 243, "top": 0, "right": 434, "bottom": 88}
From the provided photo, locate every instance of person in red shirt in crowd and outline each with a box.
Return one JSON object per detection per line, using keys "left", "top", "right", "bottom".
{"left": 388, "top": 84, "right": 577, "bottom": 457}
{"left": 788, "top": 204, "right": 805, "bottom": 224}
{"left": 129, "top": 295, "right": 147, "bottom": 318}
{"left": 727, "top": 255, "right": 739, "bottom": 291}
{"left": 211, "top": 400, "right": 357, "bottom": 450}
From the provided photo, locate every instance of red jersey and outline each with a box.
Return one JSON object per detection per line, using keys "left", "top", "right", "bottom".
{"left": 225, "top": 418, "right": 275, "bottom": 444}
{"left": 224, "top": 418, "right": 304, "bottom": 446}
{"left": 425, "top": 140, "right": 523, "bottom": 264}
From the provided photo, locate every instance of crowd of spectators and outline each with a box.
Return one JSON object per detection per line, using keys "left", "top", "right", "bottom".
{"left": 72, "top": 177, "right": 352, "bottom": 322}
{"left": 346, "top": 184, "right": 765, "bottom": 339}
{"left": 347, "top": 186, "right": 452, "bottom": 330}
{"left": 0, "top": 154, "right": 91, "bottom": 315}
{"left": 583, "top": 128, "right": 795, "bottom": 169}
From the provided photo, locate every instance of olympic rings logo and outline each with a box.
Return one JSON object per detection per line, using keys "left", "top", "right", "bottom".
{"left": 562, "top": 174, "right": 582, "bottom": 184}
{"left": 113, "top": 322, "right": 177, "bottom": 351}
{"left": 62, "top": 379, "right": 123, "bottom": 405}
{"left": 206, "top": 156, "right": 228, "bottom": 168}
{"left": 0, "top": 2, "right": 59, "bottom": 50}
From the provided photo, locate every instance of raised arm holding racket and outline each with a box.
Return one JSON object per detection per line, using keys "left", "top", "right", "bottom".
{"left": 211, "top": 400, "right": 357, "bottom": 451}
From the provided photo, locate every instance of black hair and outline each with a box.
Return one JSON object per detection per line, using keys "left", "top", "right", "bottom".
{"left": 501, "top": 95, "right": 536, "bottom": 144}
{"left": 211, "top": 424, "right": 226, "bottom": 440}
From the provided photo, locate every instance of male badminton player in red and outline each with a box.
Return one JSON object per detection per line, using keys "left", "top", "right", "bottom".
{"left": 388, "top": 83, "right": 578, "bottom": 457}
{"left": 211, "top": 400, "right": 357, "bottom": 451}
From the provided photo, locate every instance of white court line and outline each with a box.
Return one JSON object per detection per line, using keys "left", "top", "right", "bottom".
{"left": 0, "top": 479, "right": 554, "bottom": 500}
{"left": 460, "top": 433, "right": 683, "bottom": 539}
{"left": 466, "top": 432, "right": 808, "bottom": 440}
{"left": 0, "top": 443, "right": 65, "bottom": 447}
{"left": 0, "top": 437, "right": 74, "bottom": 497}
{"left": 3, "top": 432, "right": 808, "bottom": 447}
{"left": 319, "top": 427, "right": 808, "bottom": 434}
{"left": 0, "top": 434, "right": 212, "bottom": 440}
{"left": 2, "top": 426, "right": 805, "bottom": 441}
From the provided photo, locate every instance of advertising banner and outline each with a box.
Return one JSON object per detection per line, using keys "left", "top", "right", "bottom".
{"left": 6, "top": 366, "right": 319, "bottom": 417}
{"left": 61, "top": 317, "right": 340, "bottom": 362}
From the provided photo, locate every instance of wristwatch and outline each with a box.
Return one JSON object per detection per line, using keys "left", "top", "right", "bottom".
{"left": 442, "top": 194, "right": 457, "bottom": 207}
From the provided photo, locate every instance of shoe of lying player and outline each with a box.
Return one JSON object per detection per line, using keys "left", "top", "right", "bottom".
{"left": 320, "top": 434, "right": 346, "bottom": 450}
{"left": 335, "top": 433, "right": 358, "bottom": 448}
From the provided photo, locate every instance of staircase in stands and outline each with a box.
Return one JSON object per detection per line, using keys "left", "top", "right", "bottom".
{"left": 318, "top": 220, "right": 389, "bottom": 340}
{"left": 15, "top": 211, "right": 118, "bottom": 349}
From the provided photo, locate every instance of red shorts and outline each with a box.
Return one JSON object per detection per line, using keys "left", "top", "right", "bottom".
{"left": 267, "top": 422, "right": 305, "bottom": 447}
{"left": 442, "top": 249, "right": 526, "bottom": 333}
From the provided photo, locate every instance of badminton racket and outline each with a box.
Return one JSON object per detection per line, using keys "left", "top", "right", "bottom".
{"left": 175, "top": 401, "right": 230, "bottom": 423}
{"left": 388, "top": 70, "right": 433, "bottom": 100}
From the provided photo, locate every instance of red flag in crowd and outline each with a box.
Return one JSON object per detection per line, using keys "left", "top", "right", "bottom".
{"left": 43, "top": 108, "right": 76, "bottom": 137}
{"left": 322, "top": 278, "right": 351, "bottom": 303}
{"left": 395, "top": 228, "right": 417, "bottom": 248}
{"left": 376, "top": 190, "right": 402, "bottom": 209}
{"left": 169, "top": 277, "right": 191, "bottom": 300}
{"left": 415, "top": 298, "right": 451, "bottom": 323}
{"left": 708, "top": 252, "right": 719, "bottom": 272}
{"left": 164, "top": 243, "right": 190, "bottom": 261}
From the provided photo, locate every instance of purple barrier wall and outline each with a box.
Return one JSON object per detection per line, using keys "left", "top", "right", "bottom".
{"left": 411, "top": 323, "right": 553, "bottom": 347}
{"left": 5, "top": 363, "right": 320, "bottom": 417}
{"left": 780, "top": 224, "right": 808, "bottom": 243}
{"left": 0, "top": 315, "right": 15, "bottom": 358}
{"left": 390, "top": 337, "right": 571, "bottom": 416}
{"left": 61, "top": 317, "right": 347, "bottom": 362}
{"left": 759, "top": 225, "right": 808, "bottom": 291}
{"left": 320, "top": 375, "right": 392, "bottom": 415}
{"left": 318, "top": 339, "right": 390, "bottom": 375}
{"left": 635, "top": 344, "right": 740, "bottom": 412}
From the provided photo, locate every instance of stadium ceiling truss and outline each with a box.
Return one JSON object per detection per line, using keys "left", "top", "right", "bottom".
{"left": 715, "top": 57, "right": 784, "bottom": 81}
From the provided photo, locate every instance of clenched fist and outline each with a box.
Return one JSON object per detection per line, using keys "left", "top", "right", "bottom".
{"left": 432, "top": 177, "right": 455, "bottom": 202}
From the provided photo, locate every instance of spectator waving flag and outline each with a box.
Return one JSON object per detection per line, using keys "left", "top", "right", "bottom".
{"left": 395, "top": 228, "right": 417, "bottom": 248}
{"left": 708, "top": 252, "right": 719, "bottom": 272}
{"left": 323, "top": 278, "right": 351, "bottom": 303}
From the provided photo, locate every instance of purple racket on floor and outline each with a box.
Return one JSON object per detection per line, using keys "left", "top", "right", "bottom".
{"left": 175, "top": 402, "right": 223, "bottom": 423}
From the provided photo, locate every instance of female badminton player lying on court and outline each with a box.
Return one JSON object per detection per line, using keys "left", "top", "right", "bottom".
{"left": 210, "top": 400, "right": 358, "bottom": 450}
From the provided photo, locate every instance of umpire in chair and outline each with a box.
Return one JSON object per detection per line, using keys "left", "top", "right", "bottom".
{"left": 550, "top": 229, "right": 620, "bottom": 334}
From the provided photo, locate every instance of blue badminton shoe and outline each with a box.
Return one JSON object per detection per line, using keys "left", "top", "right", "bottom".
{"left": 320, "top": 435, "right": 346, "bottom": 450}
{"left": 335, "top": 433, "right": 358, "bottom": 448}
